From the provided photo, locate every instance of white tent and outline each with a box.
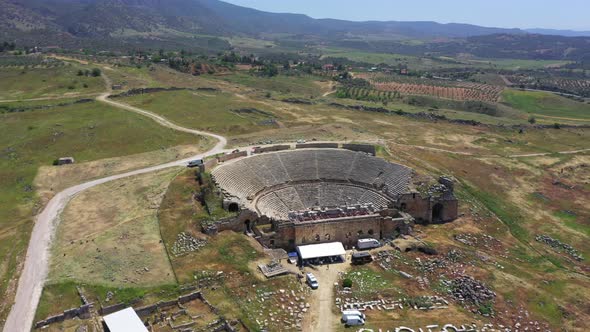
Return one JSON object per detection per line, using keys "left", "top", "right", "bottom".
{"left": 297, "top": 242, "right": 346, "bottom": 260}
{"left": 103, "top": 307, "right": 148, "bottom": 332}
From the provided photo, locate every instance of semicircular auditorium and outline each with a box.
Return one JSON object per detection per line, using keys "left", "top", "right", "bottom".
{"left": 208, "top": 146, "right": 458, "bottom": 250}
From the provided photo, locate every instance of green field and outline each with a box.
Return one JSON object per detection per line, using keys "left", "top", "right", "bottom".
{"left": 118, "top": 89, "right": 286, "bottom": 134}
{"left": 466, "top": 58, "right": 572, "bottom": 70}
{"left": 319, "top": 47, "right": 459, "bottom": 70}
{"left": 218, "top": 72, "right": 325, "bottom": 97}
{"left": 0, "top": 100, "right": 201, "bottom": 317}
{"left": 502, "top": 89, "right": 590, "bottom": 120}
{"left": 0, "top": 66, "right": 105, "bottom": 100}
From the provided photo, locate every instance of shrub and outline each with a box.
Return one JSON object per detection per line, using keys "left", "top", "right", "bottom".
{"left": 342, "top": 278, "right": 353, "bottom": 288}
{"left": 528, "top": 116, "right": 536, "bottom": 124}
{"left": 52, "top": 159, "right": 59, "bottom": 166}
{"left": 91, "top": 68, "right": 101, "bottom": 77}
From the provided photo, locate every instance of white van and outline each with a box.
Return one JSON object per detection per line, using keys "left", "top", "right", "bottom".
{"left": 342, "top": 314, "right": 365, "bottom": 327}
{"left": 341, "top": 310, "right": 366, "bottom": 320}
{"left": 306, "top": 272, "right": 319, "bottom": 289}
{"left": 357, "top": 238, "right": 380, "bottom": 250}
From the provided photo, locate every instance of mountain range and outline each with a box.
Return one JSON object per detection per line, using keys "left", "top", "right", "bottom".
{"left": 1, "top": 0, "right": 589, "bottom": 59}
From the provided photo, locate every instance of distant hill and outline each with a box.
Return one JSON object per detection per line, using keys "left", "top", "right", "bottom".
{"left": 1, "top": 0, "right": 589, "bottom": 60}
{"left": 525, "top": 28, "right": 590, "bottom": 37}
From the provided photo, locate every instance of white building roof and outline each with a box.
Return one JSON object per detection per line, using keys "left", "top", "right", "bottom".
{"left": 297, "top": 242, "right": 346, "bottom": 260}
{"left": 103, "top": 307, "right": 148, "bottom": 332}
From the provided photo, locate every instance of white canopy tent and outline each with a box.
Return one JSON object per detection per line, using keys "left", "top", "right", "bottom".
{"left": 297, "top": 242, "right": 346, "bottom": 260}
{"left": 103, "top": 307, "right": 148, "bottom": 332}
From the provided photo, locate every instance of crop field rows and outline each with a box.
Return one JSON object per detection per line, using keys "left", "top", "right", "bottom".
{"left": 0, "top": 55, "right": 65, "bottom": 67}
{"left": 356, "top": 73, "right": 504, "bottom": 102}
{"left": 505, "top": 75, "right": 590, "bottom": 97}
{"left": 373, "top": 81, "right": 504, "bottom": 102}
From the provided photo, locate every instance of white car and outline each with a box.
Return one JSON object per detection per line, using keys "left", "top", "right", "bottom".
{"left": 306, "top": 272, "right": 319, "bottom": 289}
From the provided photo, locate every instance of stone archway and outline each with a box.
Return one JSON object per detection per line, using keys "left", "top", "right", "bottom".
{"left": 228, "top": 202, "right": 239, "bottom": 213}
{"left": 432, "top": 203, "right": 444, "bottom": 222}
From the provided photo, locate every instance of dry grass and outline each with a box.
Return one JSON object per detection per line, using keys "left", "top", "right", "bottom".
{"left": 34, "top": 143, "right": 210, "bottom": 205}
{"left": 48, "top": 168, "right": 180, "bottom": 286}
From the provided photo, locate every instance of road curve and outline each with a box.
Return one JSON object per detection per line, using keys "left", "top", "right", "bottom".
{"left": 3, "top": 94, "right": 227, "bottom": 332}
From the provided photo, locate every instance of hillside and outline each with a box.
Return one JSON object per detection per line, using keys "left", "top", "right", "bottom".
{"left": 1, "top": 0, "right": 590, "bottom": 60}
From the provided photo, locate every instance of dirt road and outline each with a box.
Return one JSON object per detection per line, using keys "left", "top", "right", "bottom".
{"left": 3, "top": 89, "right": 227, "bottom": 332}
{"left": 303, "top": 259, "right": 350, "bottom": 332}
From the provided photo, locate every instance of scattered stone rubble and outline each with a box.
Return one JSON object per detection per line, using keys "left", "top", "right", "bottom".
{"left": 443, "top": 275, "right": 496, "bottom": 316}
{"left": 171, "top": 232, "right": 207, "bottom": 256}
{"left": 250, "top": 287, "right": 309, "bottom": 331}
{"left": 454, "top": 233, "right": 501, "bottom": 249}
{"left": 336, "top": 295, "right": 449, "bottom": 312}
{"left": 535, "top": 234, "right": 583, "bottom": 261}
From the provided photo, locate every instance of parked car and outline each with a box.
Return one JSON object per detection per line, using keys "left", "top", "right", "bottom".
{"left": 342, "top": 314, "right": 365, "bottom": 327}
{"left": 287, "top": 252, "right": 298, "bottom": 264}
{"left": 357, "top": 238, "right": 380, "bottom": 250}
{"left": 351, "top": 252, "right": 373, "bottom": 265}
{"left": 306, "top": 272, "right": 319, "bottom": 289}
{"left": 341, "top": 310, "right": 366, "bottom": 320}
{"left": 187, "top": 159, "right": 203, "bottom": 168}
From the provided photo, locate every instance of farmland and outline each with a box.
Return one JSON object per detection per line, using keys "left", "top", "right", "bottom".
{"left": 356, "top": 73, "right": 504, "bottom": 102}
{"left": 505, "top": 75, "right": 590, "bottom": 97}
{"left": 501, "top": 89, "right": 590, "bottom": 120}
{"left": 373, "top": 81, "right": 503, "bottom": 102}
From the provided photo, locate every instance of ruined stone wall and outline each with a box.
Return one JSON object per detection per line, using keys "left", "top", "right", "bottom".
{"left": 270, "top": 215, "right": 408, "bottom": 250}
{"left": 213, "top": 210, "right": 258, "bottom": 233}
{"left": 217, "top": 151, "right": 247, "bottom": 163}
{"left": 397, "top": 193, "right": 458, "bottom": 224}
{"left": 201, "top": 158, "right": 218, "bottom": 173}
{"left": 296, "top": 143, "right": 339, "bottom": 149}
{"left": 438, "top": 199, "right": 458, "bottom": 223}
{"left": 342, "top": 144, "right": 376, "bottom": 156}
{"left": 35, "top": 304, "right": 92, "bottom": 329}
{"left": 397, "top": 193, "right": 431, "bottom": 221}
{"left": 253, "top": 145, "right": 290, "bottom": 154}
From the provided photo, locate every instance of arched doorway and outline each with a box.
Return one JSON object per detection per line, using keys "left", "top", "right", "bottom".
{"left": 432, "top": 203, "right": 444, "bottom": 222}
{"left": 228, "top": 203, "right": 239, "bottom": 212}
{"left": 400, "top": 203, "right": 407, "bottom": 212}
{"left": 244, "top": 219, "right": 252, "bottom": 233}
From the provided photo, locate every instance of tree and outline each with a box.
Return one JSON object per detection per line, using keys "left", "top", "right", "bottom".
{"left": 77, "top": 70, "right": 84, "bottom": 76}
{"left": 91, "top": 68, "right": 101, "bottom": 77}
{"left": 342, "top": 278, "right": 353, "bottom": 288}
{"left": 528, "top": 116, "right": 536, "bottom": 124}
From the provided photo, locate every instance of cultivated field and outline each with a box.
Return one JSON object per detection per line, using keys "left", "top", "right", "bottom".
{"left": 373, "top": 81, "right": 503, "bottom": 102}
{"left": 502, "top": 89, "right": 590, "bottom": 120}
{"left": 358, "top": 73, "right": 504, "bottom": 102}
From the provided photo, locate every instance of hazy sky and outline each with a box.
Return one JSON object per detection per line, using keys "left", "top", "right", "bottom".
{"left": 223, "top": 0, "right": 590, "bottom": 30}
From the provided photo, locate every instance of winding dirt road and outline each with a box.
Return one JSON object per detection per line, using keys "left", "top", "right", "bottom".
{"left": 3, "top": 91, "right": 227, "bottom": 332}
